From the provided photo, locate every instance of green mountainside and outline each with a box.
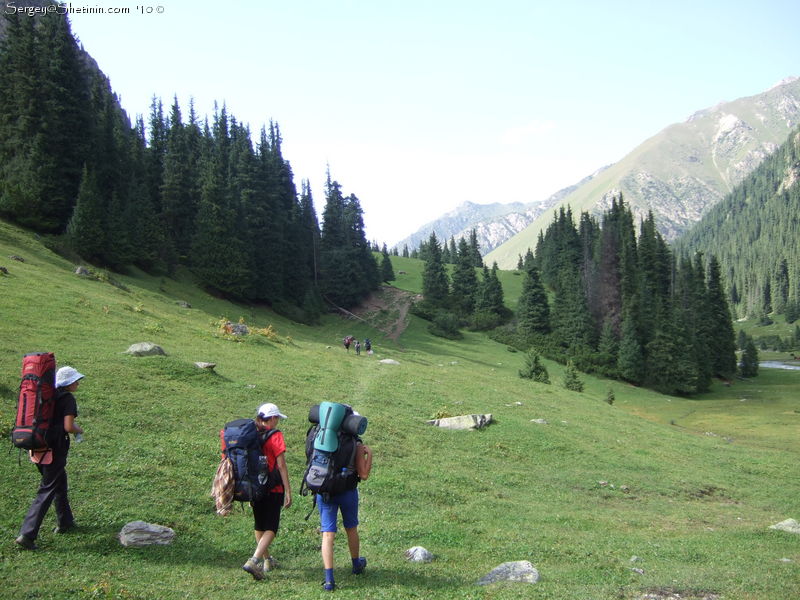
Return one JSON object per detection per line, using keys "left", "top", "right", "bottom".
{"left": 487, "top": 77, "right": 800, "bottom": 268}
{"left": 1, "top": 220, "right": 799, "bottom": 599}
{"left": 676, "top": 126, "right": 800, "bottom": 321}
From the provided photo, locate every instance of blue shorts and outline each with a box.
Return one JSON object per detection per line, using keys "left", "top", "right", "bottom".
{"left": 317, "top": 488, "right": 359, "bottom": 532}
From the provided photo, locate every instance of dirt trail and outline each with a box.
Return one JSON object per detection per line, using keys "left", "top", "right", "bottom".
{"left": 347, "top": 286, "right": 419, "bottom": 341}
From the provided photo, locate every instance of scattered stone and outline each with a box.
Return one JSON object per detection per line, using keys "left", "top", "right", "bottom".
{"left": 404, "top": 546, "right": 434, "bottom": 563}
{"left": 770, "top": 518, "right": 800, "bottom": 534}
{"left": 530, "top": 418, "right": 548, "bottom": 424}
{"left": 0, "top": 266, "right": 8, "bottom": 275}
{"left": 630, "top": 556, "right": 641, "bottom": 562}
{"left": 246, "top": 384, "right": 257, "bottom": 389}
{"left": 379, "top": 359, "right": 400, "bottom": 365}
{"left": 779, "top": 557, "right": 793, "bottom": 562}
{"left": 75, "top": 266, "right": 92, "bottom": 277}
{"left": 124, "top": 342, "right": 166, "bottom": 357}
{"left": 426, "top": 414, "right": 492, "bottom": 430}
{"left": 598, "top": 481, "right": 609, "bottom": 487}
{"left": 194, "top": 362, "right": 216, "bottom": 370}
{"left": 118, "top": 521, "right": 175, "bottom": 547}
{"left": 10, "top": 254, "right": 24, "bottom": 262}
{"left": 620, "top": 485, "right": 630, "bottom": 493}
{"left": 177, "top": 301, "right": 192, "bottom": 308}
{"left": 630, "top": 567, "right": 645, "bottom": 575}
{"left": 476, "top": 560, "right": 539, "bottom": 586}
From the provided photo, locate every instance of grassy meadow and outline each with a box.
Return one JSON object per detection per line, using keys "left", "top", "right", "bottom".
{"left": 1, "top": 220, "right": 799, "bottom": 600}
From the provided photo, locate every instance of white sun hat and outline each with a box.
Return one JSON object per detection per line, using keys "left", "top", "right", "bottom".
{"left": 56, "top": 366, "right": 85, "bottom": 388}
{"left": 257, "top": 402, "right": 287, "bottom": 419}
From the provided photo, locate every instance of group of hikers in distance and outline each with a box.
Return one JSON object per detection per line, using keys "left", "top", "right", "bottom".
{"left": 343, "top": 335, "right": 372, "bottom": 356}
{"left": 12, "top": 353, "right": 373, "bottom": 593}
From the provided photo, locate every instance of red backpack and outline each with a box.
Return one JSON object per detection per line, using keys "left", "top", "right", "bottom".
{"left": 12, "top": 352, "right": 57, "bottom": 451}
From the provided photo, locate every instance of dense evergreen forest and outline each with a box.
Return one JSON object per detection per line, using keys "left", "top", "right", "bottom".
{"left": 677, "top": 126, "right": 800, "bottom": 326}
{"left": 0, "top": 11, "right": 380, "bottom": 321}
{"left": 505, "top": 199, "right": 737, "bottom": 395}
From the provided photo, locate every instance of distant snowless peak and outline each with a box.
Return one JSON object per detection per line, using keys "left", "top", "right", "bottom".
{"left": 769, "top": 76, "right": 799, "bottom": 90}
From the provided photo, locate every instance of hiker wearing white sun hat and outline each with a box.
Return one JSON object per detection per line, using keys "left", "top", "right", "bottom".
{"left": 241, "top": 402, "right": 291, "bottom": 580}
{"left": 16, "top": 366, "right": 85, "bottom": 550}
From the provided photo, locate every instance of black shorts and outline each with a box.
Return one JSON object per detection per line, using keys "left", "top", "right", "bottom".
{"left": 251, "top": 492, "right": 284, "bottom": 533}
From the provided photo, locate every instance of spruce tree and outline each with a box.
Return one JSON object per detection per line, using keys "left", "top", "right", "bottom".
{"left": 380, "top": 247, "right": 395, "bottom": 283}
{"left": 67, "top": 166, "right": 107, "bottom": 263}
{"left": 519, "top": 351, "right": 550, "bottom": 383}
{"left": 739, "top": 338, "right": 759, "bottom": 377}
{"left": 421, "top": 232, "right": 450, "bottom": 308}
{"left": 562, "top": 360, "right": 584, "bottom": 392}
{"left": 706, "top": 256, "right": 737, "bottom": 379}
{"left": 450, "top": 238, "right": 478, "bottom": 317}
{"left": 516, "top": 264, "right": 550, "bottom": 339}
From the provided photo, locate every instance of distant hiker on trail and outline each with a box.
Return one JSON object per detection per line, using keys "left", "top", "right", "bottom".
{"left": 16, "top": 366, "right": 85, "bottom": 550}
{"left": 354, "top": 340, "right": 361, "bottom": 355}
{"left": 343, "top": 336, "right": 353, "bottom": 352}
{"left": 364, "top": 339, "right": 372, "bottom": 354}
{"left": 242, "top": 403, "right": 292, "bottom": 580}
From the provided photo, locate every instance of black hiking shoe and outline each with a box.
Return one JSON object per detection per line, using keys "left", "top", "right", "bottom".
{"left": 53, "top": 522, "right": 77, "bottom": 534}
{"left": 15, "top": 535, "right": 38, "bottom": 550}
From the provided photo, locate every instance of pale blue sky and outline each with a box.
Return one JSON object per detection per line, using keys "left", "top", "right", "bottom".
{"left": 66, "top": 0, "right": 799, "bottom": 245}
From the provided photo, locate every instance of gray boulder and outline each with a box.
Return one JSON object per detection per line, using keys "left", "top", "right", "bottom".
{"left": 426, "top": 414, "right": 492, "bottom": 430}
{"left": 476, "top": 560, "right": 539, "bottom": 585}
{"left": 118, "top": 521, "right": 175, "bottom": 547}
{"left": 405, "top": 546, "right": 434, "bottom": 563}
{"left": 770, "top": 518, "right": 800, "bottom": 534}
{"left": 379, "top": 359, "right": 400, "bottom": 365}
{"left": 194, "top": 362, "right": 216, "bottom": 370}
{"left": 177, "top": 301, "right": 192, "bottom": 308}
{"left": 125, "top": 342, "right": 166, "bottom": 357}
{"left": 75, "top": 266, "right": 91, "bottom": 277}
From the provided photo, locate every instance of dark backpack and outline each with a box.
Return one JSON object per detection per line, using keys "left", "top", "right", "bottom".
{"left": 12, "top": 352, "right": 57, "bottom": 451}
{"left": 299, "top": 403, "right": 368, "bottom": 508}
{"left": 220, "top": 419, "right": 282, "bottom": 503}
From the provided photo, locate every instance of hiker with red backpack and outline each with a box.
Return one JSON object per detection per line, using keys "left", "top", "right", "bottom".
{"left": 15, "top": 363, "right": 85, "bottom": 550}
{"left": 241, "top": 402, "right": 292, "bottom": 580}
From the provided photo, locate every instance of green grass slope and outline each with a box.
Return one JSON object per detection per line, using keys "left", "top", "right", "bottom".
{"left": 1, "top": 220, "right": 799, "bottom": 599}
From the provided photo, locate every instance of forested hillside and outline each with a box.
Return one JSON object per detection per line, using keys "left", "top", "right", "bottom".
{"left": 0, "top": 9, "right": 380, "bottom": 320}
{"left": 677, "top": 126, "right": 800, "bottom": 323}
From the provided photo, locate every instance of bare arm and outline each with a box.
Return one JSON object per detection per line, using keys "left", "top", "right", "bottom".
{"left": 63, "top": 414, "right": 83, "bottom": 435}
{"left": 276, "top": 452, "right": 291, "bottom": 508}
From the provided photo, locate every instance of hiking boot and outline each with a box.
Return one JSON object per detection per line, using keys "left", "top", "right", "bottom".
{"left": 322, "top": 581, "right": 336, "bottom": 592}
{"left": 263, "top": 556, "right": 279, "bottom": 572}
{"left": 242, "top": 557, "right": 265, "bottom": 580}
{"left": 53, "top": 522, "right": 77, "bottom": 534}
{"left": 15, "top": 535, "right": 37, "bottom": 550}
{"left": 352, "top": 556, "right": 367, "bottom": 574}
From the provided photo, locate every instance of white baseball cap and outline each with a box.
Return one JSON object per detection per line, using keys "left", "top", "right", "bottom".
{"left": 56, "top": 366, "right": 85, "bottom": 388}
{"left": 257, "top": 402, "right": 287, "bottom": 419}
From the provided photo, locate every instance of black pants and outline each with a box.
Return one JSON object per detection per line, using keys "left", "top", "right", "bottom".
{"left": 19, "top": 452, "right": 74, "bottom": 540}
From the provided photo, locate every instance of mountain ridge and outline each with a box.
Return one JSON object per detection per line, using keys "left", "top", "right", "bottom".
{"left": 486, "top": 76, "right": 800, "bottom": 268}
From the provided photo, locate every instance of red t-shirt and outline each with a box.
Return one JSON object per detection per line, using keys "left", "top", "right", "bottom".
{"left": 262, "top": 430, "right": 286, "bottom": 493}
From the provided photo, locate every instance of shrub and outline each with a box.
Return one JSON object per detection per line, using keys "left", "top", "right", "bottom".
{"left": 428, "top": 310, "right": 462, "bottom": 340}
{"left": 519, "top": 350, "right": 550, "bottom": 384}
{"left": 562, "top": 360, "right": 584, "bottom": 392}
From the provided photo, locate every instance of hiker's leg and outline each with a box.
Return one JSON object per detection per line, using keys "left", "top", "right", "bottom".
{"left": 19, "top": 459, "right": 66, "bottom": 540}
{"left": 255, "top": 530, "right": 275, "bottom": 560}
{"left": 53, "top": 464, "right": 74, "bottom": 528}
{"left": 322, "top": 531, "right": 336, "bottom": 569}
{"left": 345, "top": 526, "right": 360, "bottom": 559}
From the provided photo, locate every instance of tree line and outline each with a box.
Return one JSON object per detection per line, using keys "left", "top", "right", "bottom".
{"left": 0, "top": 11, "right": 382, "bottom": 320}
{"left": 499, "top": 198, "right": 737, "bottom": 395}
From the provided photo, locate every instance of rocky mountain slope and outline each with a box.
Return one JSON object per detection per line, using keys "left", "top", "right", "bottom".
{"left": 393, "top": 167, "right": 609, "bottom": 255}
{"left": 486, "top": 76, "right": 800, "bottom": 268}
